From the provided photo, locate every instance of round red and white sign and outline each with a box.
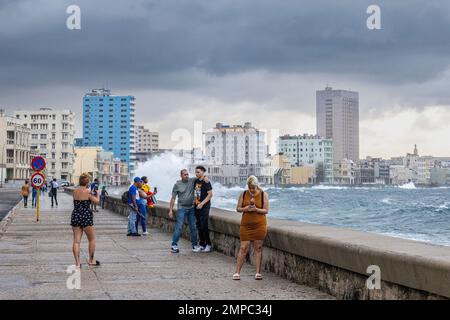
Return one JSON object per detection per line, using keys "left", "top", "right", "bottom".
{"left": 31, "top": 172, "right": 46, "bottom": 188}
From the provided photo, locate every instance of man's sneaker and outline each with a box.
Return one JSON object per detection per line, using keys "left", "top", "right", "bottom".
{"left": 130, "top": 233, "right": 141, "bottom": 237}
{"left": 192, "top": 245, "right": 202, "bottom": 253}
{"left": 142, "top": 231, "right": 149, "bottom": 236}
{"left": 202, "top": 245, "right": 212, "bottom": 253}
{"left": 171, "top": 245, "right": 179, "bottom": 253}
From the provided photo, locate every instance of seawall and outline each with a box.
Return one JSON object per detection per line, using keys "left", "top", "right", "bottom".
{"left": 65, "top": 188, "right": 450, "bottom": 299}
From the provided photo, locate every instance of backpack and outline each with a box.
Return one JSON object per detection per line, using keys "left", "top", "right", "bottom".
{"left": 121, "top": 191, "right": 129, "bottom": 204}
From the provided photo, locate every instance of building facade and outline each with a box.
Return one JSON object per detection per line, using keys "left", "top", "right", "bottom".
{"left": 204, "top": 122, "right": 267, "bottom": 166}
{"left": 135, "top": 125, "right": 159, "bottom": 153}
{"left": 316, "top": 86, "right": 359, "bottom": 162}
{"left": 14, "top": 108, "right": 75, "bottom": 182}
{"left": 0, "top": 111, "right": 33, "bottom": 184}
{"left": 277, "top": 134, "right": 333, "bottom": 183}
{"left": 82, "top": 88, "right": 136, "bottom": 174}
{"left": 333, "top": 159, "right": 356, "bottom": 185}
{"left": 73, "top": 147, "right": 129, "bottom": 186}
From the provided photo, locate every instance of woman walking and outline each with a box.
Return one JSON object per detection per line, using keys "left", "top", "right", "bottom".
{"left": 233, "top": 175, "right": 269, "bottom": 280}
{"left": 21, "top": 180, "right": 30, "bottom": 208}
{"left": 71, "top": 173, "right": 100, "bottom": 269}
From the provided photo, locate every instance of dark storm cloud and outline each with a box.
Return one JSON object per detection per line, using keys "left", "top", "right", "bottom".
{"left": 2, "top": 0, "right": 450, "bottom": 91}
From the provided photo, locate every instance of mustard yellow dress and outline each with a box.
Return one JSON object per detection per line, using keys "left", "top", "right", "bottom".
{"left": 239, "top": 190, "right": 267, "bottom": 241}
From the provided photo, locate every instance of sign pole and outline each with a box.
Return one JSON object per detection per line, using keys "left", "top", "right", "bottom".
{"left": 36, "top": 188, "right": 40, "bottom": 222}
{"left": 30, "top": 156, "right": 46, "bottom": 223}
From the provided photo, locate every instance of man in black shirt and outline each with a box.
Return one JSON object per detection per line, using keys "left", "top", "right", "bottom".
{"left": 194, "top": 165, "right": 213, "bottom": 252}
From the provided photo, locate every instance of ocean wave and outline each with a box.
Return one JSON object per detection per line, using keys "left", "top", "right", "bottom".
{"left": 311, "top": 185, "right": 349, "bottom": 190}
{"left": 398, "top": 182, "right": 416, "bottom": 189}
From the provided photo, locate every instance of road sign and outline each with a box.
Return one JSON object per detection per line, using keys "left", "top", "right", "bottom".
{"left": 31, "top": 172, "right": 46, "bottom": 188}
{"left": 31, "top": 156, "right": 46, "bottom": 172}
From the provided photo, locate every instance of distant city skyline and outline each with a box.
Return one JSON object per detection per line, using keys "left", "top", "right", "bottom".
{"left": 1, "top": 1, "right": 450, "bottom": 158}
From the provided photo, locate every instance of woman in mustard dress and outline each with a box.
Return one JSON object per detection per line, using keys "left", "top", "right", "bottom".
{"left": 234, "top": 175, "right": 269, "bottom": 280}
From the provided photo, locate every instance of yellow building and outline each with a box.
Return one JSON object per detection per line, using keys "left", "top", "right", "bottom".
{"left": 290, "top": 166, "right": 316, "bottom": 185}
{"left": 73, "top": 147, "right": 99, "bottom": 184}
{"left": 73, "top": 147, "right": 129, "bottom": 186}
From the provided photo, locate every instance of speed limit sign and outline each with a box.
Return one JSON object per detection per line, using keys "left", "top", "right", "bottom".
{"left": 31, "top": 172, "right": 46, "bottom": 188}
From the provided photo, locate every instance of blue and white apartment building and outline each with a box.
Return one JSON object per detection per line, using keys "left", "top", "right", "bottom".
{"left": 82, "top": 88, "right": 135, "bottom": 174}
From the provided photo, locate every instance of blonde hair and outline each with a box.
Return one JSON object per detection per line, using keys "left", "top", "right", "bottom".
{"left": 79, "top": 172, "right": 91, "bottom": 187}
{"left": 247, "top": 175, "right": 259, "bottom": 187}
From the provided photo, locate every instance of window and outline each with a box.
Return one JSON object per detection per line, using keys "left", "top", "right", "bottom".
{"left": 40, "top": 134, "right": 47, "bottom": 139}
{"left": 31, "top": 134, "right": 38, "bottom": 139}
{"left": 31, "top": 124, "right": 39, "bottom": 130}
{"left": 40, "top": 124, "right": 48, "bottom": 130}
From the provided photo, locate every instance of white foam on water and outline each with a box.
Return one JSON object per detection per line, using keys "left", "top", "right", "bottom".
{"left": 398, "top": 182, "right": 416, "bottom": 189}
{"left": 311, "top": 185, "right": 348, "bottom": 190}
{"left": 381, "top": 198, "right": 392, "bottom": 205}
{"left": 134, "top": 152, "right": 191, "bottom": 202}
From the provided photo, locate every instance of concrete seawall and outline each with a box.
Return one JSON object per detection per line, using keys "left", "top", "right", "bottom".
{"left": 66, "top": 189, "right": 450, "bottom": 299}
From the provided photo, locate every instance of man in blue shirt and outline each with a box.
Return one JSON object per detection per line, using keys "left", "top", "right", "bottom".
{"left": 127, "top": 177, "right": 143, "bottom": 237}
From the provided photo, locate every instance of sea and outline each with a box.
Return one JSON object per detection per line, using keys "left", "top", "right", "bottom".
{"left": 122, "top": 153, "right": 450, "bottom": 247}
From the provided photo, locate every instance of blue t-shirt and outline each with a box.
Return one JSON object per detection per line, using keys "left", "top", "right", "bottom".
{"left": 128, "top": 185, "right": 139, "bottom": 204}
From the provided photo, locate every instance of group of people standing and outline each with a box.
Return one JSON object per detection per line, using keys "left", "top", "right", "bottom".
{"left": 168, "top": 166, "right": 213, "bottom": 253}
{"left": 20, "top": 178, "right": 60, "bottom": 208}
{"left": 69, "top": 167, "right": 269, "bottom": 280}
{"left": 126, "top": 176, "right": 157, "bottom": 236}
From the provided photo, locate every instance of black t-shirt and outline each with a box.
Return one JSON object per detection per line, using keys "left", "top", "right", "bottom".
{"left": 194, "top": 179, "right": 212, "bottom": 207}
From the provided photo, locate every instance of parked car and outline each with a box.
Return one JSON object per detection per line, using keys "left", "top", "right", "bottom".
{"left": 59, "top": 180, "right": 70, "bottom": 187}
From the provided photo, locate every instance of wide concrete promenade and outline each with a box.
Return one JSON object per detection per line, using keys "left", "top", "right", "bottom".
{"left": 0, "top": 192, "right": 332, "bottom": 300}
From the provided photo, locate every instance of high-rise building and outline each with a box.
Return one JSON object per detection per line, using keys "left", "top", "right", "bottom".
{"left": 0, "top": 110, "right": 33, "bottom": 184}
{"left": 316, "top": 86, "right": 359, "bottom": 162}
{"left": 277, "top": 134, "right": 333, "bottom": 183}
{"left": 204, "top": 122, "right": 267, "bottom": 165}
{"left": 82, "top": 88, "right": 136, "bottom": 174}
{"left": 135, "top": 125, "right": 159, "bottom": 152}
{"left": 14, "top": 108, "right": 75, "bottom": 182}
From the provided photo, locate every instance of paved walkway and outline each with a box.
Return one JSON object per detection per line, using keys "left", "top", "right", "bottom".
{"left": 0, "top": 192, "right": 333, "bottom": 300}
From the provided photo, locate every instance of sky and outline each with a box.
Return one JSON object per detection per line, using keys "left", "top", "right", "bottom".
{"left": 1, "top": 0, "right": 450, "bottom": 158}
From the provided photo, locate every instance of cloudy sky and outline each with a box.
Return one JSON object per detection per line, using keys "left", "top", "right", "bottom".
{"left": 1, "top": 0, "right": 450, "bottom": 158}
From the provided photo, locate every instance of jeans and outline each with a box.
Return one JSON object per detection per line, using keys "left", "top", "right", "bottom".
{"left": 51, "top": 189, "right": 58, "bottom": 206}
{"left": 171, "top": 206, "right": 198, "bottom": 247}
{"left": 127, "top": 208, "right": 138, "bottom": 234}
{"left": 195, "top": 205, "right": 211, "bottom": 247}
{"left": 136, "top": 202, "right": 147, "bottom": 233}
{"left": 23, "top": 196, "right": 28, "bottom": 207}
{"left": 32, "top": 193, "right": 37, "bottom": 207}
{"left": 100, "top": 196, "right": 106, "bottom": 209}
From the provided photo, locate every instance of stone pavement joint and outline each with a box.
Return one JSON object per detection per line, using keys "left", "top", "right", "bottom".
{"left": 0, "top": 192, "right": 333, "bottom": 300}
